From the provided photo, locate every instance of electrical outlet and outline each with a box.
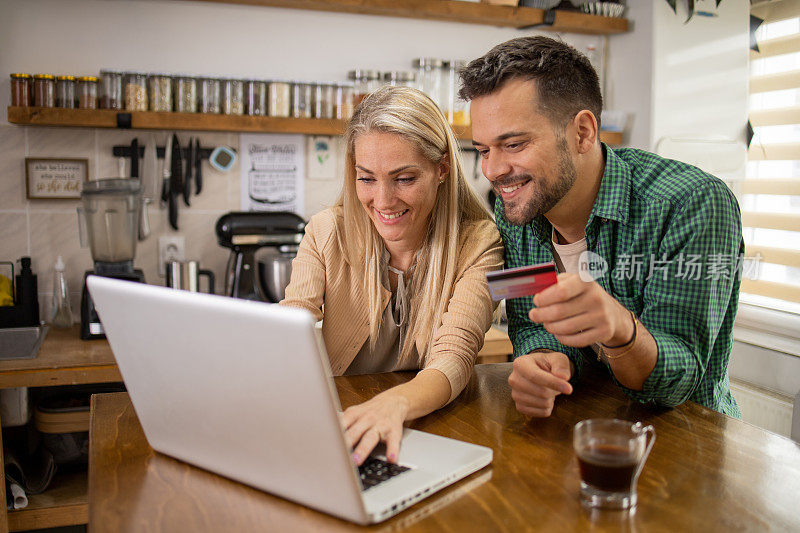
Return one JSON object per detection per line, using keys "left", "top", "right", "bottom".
{"left": 158, "top": 235, "right": 185, "bottom": 276}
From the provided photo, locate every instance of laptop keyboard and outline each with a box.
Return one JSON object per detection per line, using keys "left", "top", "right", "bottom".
{"left": 358, "top": 457, "right": 410, "bottom": 491}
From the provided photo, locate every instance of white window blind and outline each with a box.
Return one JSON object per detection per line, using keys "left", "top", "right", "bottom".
{"left": 745, "top": 0, "right": 800, "bottom": 310}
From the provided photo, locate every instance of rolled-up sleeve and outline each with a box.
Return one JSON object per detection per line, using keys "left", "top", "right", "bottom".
{"left": 422, "top": 223, "right": 504, "bottom": 403}
{"left": 620, "top": 181, "right": 743, "bottom": 407}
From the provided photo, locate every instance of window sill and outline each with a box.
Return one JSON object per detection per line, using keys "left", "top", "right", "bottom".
{"left": 734, "top": 298, "right": 800, "bottom": 357}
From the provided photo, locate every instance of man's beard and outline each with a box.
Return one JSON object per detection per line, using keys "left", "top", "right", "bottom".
{"left": 496, "top": 142, "right": 577, "bottom": 226}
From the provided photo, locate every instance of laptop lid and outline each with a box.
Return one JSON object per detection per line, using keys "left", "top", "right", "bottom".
{"left": 87, "top": 276, "right": 370, "bottom": 524}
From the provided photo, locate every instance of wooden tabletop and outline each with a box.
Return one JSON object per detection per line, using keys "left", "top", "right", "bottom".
{"left": 88, "top": 364, "right": 800, "bottom": 532}
{"left": 0, "top": 326, "right": 120, "bottom": 388}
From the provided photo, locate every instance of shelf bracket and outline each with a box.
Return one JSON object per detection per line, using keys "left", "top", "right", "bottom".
{"left": 116, "top": 113, "right": 132, "bottom": 129}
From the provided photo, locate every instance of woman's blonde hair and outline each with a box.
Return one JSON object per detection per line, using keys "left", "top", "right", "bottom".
{"left": 336, "top": 85, "right": 491, "bottom": 360}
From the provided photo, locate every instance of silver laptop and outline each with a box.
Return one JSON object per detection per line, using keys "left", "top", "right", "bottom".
{"left": 87, "top": 276, "right": 492, "bottom": 524}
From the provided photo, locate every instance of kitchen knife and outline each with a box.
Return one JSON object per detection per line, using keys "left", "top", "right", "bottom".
{"left": 169, "top": 133, "right": 182, "bottom": 230}
{"left": 194, "top": 138, "right": 202, "bottom": 195}
{"left": 183, "top": 137, "right": 192, "bottom": 207}
{"left": 129, "top": 138, "right": 139, "bottom": 179}
{"left": 161, "top": 134, "right": 172, "bottom": 207}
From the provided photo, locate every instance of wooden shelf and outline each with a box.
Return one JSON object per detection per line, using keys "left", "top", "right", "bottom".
{"left": 190, "top": 0, "right": 629, "bottom": 34}
{"left": 8, "top": 107, "right": 624, "bottom": 145}
{"left": 7, "top": 470, "right": 88, "bottom": 532}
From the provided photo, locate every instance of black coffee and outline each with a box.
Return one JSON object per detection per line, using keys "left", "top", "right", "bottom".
{"left": 577, "top": 444, "right": 638, "bottom": 492}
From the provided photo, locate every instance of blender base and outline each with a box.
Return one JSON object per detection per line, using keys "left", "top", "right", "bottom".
{"left": 81, "top": 269, "right": 145, "bottom": 340}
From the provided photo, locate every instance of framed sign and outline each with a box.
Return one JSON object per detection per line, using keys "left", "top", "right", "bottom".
{"left": 25, "top": 158, "right": 89, "bottom": 199}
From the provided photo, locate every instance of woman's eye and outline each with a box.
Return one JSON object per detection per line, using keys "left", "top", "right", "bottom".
{"left": 396, "top": 176, "right": 415, "bottom": 183}
{"left": 356, "top": 176, "right": 374, "bottom": 183}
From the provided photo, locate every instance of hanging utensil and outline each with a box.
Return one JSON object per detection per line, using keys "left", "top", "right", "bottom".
{"left": 161, "top": 134, "right": 172, "bottom": 208}
{"left": 194, "top": 138, "right": 202, "bottom": 195}
{"left": 183, "top": 137, "right": 192, "bottom": 207}
{"left": 169, "top": 134, "right": 182, "bottom": 230}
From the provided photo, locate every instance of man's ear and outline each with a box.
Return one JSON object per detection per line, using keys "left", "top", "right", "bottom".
{"left": 572, "top": 110, "right": 598, "bottom": 154}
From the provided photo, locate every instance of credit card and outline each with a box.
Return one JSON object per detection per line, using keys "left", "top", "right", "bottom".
{"left": 486, "top": 262, "right": 558, "bottom": 301}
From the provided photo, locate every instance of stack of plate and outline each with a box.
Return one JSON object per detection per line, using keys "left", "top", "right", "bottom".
{"left": 581, "top": 2, "right": 626, "bottom": 17}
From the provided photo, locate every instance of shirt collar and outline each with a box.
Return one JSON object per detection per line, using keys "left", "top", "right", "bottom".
{"left": 589, "top": 143, "right": 631, "bottom": 226}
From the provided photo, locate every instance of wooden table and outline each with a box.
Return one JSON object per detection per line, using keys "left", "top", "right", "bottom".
{"left": 0, "top": 325, "right": 121, "bottom": 533}
{"left": 88, "top": 363, "right": 800, "bottom": 532}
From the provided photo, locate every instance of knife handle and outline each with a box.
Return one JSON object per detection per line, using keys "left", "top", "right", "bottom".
{"left": 168, "top": 192, "right": 179, "bottom": 230}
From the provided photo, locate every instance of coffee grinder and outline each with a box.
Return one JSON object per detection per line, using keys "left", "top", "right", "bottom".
{"left": 78, "top": 178, "right": 146, "bottom": 339}
{"left": 215, "top": 212, "right": 305, "bottom": 302}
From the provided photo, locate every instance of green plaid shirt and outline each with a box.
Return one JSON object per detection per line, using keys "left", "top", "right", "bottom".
{"left": 497, "top": 145, "right": 742, "bottom": 417}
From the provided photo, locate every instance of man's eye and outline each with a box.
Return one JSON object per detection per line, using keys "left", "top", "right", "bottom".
{"left": 506, "top": 142, "right": 523, "bottom": 151}
{"left": 478, "top": 150, "right": 489, "bottom": 158}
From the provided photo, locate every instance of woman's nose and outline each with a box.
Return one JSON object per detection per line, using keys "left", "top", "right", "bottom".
{"left": 374, "top": 182, "right": 396, "bottom": 208}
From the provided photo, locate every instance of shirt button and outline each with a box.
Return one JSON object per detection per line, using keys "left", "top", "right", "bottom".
{"left": 601, "top": 218, "right": 607, "bottom": 223}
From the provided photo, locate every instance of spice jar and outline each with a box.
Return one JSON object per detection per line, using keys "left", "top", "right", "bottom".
{"left": 124, "top": 71, "right": 148, "bottom": 111}
{"left": 413, "top": 58, "right": 444, "bottom": 108}
{"left": 291, "top": 81, "right": 312, "bottom": 119}
{"left": 55, "top": 75, "right": 76, "bottom": 108}
{"left": 268, "top": 80, "right": 291, "bottom": 117}
{"left": 222, "top": 79, "right": 244, "bottom": 115}
{"left": 174, "top": 75, "right": 197, "bottom": 113}
{"left": 99, "top": 69, "right": 123, "bottom": 109}
{"left": 335, "top": 82, "right": 355, "bottom": 121}
{"left": 313, "top": 83, "right": 335, "bottom": 119}
{"left": 348, "top": 69, "right": 381, "bottom": 108}
{"left": 383, "top": 71, "right": 416, "bottom": 88}
{"left": 33, "top": 74, "right": 56, "bottom": 108}
{"left": 77, "top": 76, "right": 98, "bottom": 109}
{"left": 148, "top": 73, "right": 172, "bottom": 112}
{"left": 10, "top": 73, "right": 32, "bottom": 107}
{"left": 246, "top": 80, "right": 267, "bottom": 116}
{"left": 197, "top": 77, "right": 221, "bottom": 114}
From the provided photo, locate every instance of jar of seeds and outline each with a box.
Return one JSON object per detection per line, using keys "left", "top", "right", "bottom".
{"left": 77, "top": 76, "right": 98, "bottom": 109}
{"left": 148, "top": 73, "right": 172, "bottom": 112}
{"left": 197, "top": 76, "right": 221, "bottom": 114}
{"left": 222, "top": 78, "right": 244, "bottom": 115}
{"left": 124, "top": 71, "right": 148, "bottom": 111}
{"left": 174, "top": 75, "right": 197, "bottom": 113}
{"left": 99, "top": 69, "right": 123, "bottom": 109}
{"left": 268, "top": 80, "right": 291, "bottom": 117}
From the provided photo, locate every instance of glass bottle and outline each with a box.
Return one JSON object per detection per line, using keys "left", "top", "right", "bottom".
{"left": 383, "top": 70, "right": 416, "bottom": 88}
{"left": 291, "top": 81, "right": 312, "bottom": 119}
{"left": 124, "top": 71, "right": 148, "bottom": 111}
{"left": 77, "top": 76, "right": 98, "bottom": 109}
{"left": 148, "top": 73, "right": 173, "bottom": 112}
{"left": 51, "top": 256, "right": 73, "bottom": 328}
{"left": 268, "top": 80, "right": 291, "bottom": 117}
{"left": 222, "top": 78, "right": 244, "bottom": 115}
{"left": 56, "top": 75, "right": 76, "bottom": 108}
{"left": 246, "top": 80, "right": 267, "bottom": 116}
{"left": 99, "top": 69, "right": 123, "bottom": 109}
{"left": 444, "top": 60, "right": 469, "bottom": 127}
{"left": 33, "top": 74, "right": 56, "bottom": 107}
{"left": 11, "top": 73, "right": 32, "bottom": 107}
{"left": 348, "top": 69, "right": 380, "bottom": 108}
{"left": 413, "top": 58, "right": 444, "bottom": 108}
{"left": 335, "top": 82, "right": 355, "bottom": 120}
{"left": 198, "top": 77, "right": 221, "bottom": 114}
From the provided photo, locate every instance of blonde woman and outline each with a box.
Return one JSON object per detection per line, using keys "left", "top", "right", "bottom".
{"left": 280, "top": 86, "right": 502, "bottom": 465}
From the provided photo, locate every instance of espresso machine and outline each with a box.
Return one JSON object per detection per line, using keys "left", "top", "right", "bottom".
{"left": 78, "top": 178, "right": 146, "bottom": 339}
{"left": 215, "top": 212, "right": 305, "bottom": 302}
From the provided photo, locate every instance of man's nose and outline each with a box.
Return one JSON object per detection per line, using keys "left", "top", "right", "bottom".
{"left": 482, "top": 151, "right": 512, "bottom": 182}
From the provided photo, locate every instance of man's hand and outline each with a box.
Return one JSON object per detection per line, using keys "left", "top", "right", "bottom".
{"left": 528, "top": 273, "right": 633, "bottom": 348}
{"left": 508, "top": 351, "right": 573, "bottom": 417}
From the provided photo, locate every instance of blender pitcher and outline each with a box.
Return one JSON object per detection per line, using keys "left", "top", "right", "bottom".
{"left": 77, "top": 179, "right": 143, "bottom": 268}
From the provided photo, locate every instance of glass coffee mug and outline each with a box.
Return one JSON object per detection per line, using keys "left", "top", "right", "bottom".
{"left": 573, "top": 419, "right": 655, "bottom": 510}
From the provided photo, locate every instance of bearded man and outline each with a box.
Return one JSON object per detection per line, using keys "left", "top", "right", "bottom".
{"left": 462, "top": 36, "right": 743, "bottom": 417}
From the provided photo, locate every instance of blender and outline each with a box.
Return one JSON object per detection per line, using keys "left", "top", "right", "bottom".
{"left": 77, "top": 178, "right": 146, "bottom": 339}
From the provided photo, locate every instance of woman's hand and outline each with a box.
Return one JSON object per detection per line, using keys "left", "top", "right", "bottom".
{"left": 342, "top": 391, "right": 410, "bottom": 466}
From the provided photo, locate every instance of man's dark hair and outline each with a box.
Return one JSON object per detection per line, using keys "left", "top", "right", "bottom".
{"left": 459, "top": 36, "right": 602, "bottom": 128}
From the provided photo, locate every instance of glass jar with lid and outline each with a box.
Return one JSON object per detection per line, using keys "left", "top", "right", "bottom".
{"left": 124, "top": 72, "right": 148, "bottom": 111}
{"left": 148, "top": 73, "right": 172, "bottom": 112}
{"left": 56, "top": 75, "right": 76, "bottom": 108}
{"left": 413, "top": 58, "right": 444, "bottom": 108}
{"left": 99, "top": 69, "right": 123, "bottom": 109}
{"left": 443, "top": 60, "right": 469, "bottom": 127}
{"left": 268, "top": 80, "right": 291, "bottom": 118}
{"left": 335, "top": 82, "right": 355, "bottom": 121}
{"left": 174, "top": 75, "right": 197, "bottom": 113}
{"left": 33, "top": 74, "right": 56, "bottom": 108}
{"left": 291, "top": 81, "right": 312, "bottom": 119}
{"left": 348, "top": 69, "right": 381, "bottom": 108}
{"left": 246, "top": 80, "right": 267, "bottom": 116}
{"left": 222, "top": 78, "right": 244, "bottom": 115}
{"left": 77, "top": 76, "right": 98, "bottom": 109}
{"left": 197, "top": 77, "right": 221, "bottom": 114}
{"left": 312, "top": 83, "right": 335, "bottom": 119}
{"left": 383, "top": 71, "right": 416, "bottom": 88}
{"left": 11, "top": 73, "right": 32, "bottom": 107}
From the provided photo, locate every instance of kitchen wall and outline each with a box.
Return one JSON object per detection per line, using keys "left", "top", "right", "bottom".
{"left": 0, "top": 0, "right": 610, "bottom": 315}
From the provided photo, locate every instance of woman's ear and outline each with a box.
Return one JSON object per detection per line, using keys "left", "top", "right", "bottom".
{"left": 438, "top": 157, "right": 451, "bottom": 184}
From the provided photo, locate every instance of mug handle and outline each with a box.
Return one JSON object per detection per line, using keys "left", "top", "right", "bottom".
{"left": 200, "top": 269, "right": 215, "bottom": 295}
{"left": 633, "top": 423, "right": 656, "bottom": 480}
